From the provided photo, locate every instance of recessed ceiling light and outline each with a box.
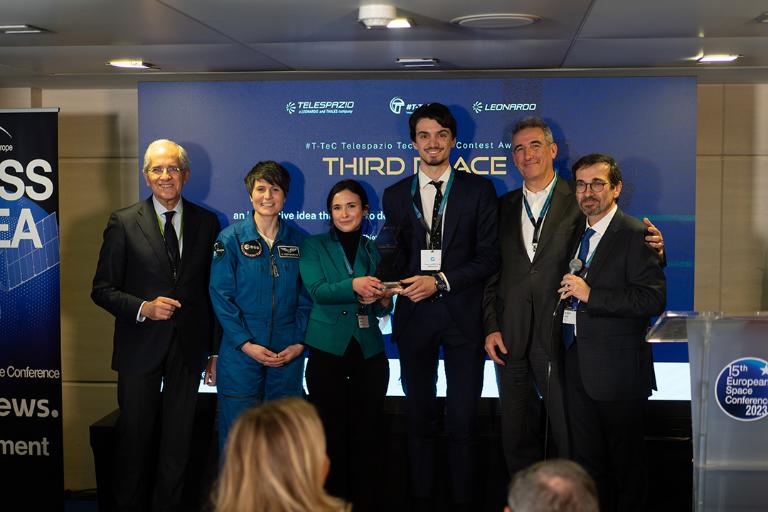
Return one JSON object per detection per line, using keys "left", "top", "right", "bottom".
{"left": 396, "top": 57, "right": 438, "bottom": 68}
{"left": 450, "top": 13, "right": 539, "bottom": 29}
{"left": 697, "top": 54, "right": 740, "bottom": 63}
{"left": 387, "top": 18, "right": 412, "bottom": 29}
{"left": 108, "top": 59, "right": 155, "bottom": 69}
{"left": 0, "top": 24, "right": 47, "bottom": 34}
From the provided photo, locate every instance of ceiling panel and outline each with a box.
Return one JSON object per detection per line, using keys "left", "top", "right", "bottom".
{"left": 0, "top": 45, "right": 290, "bottom": 74}
{"left": 581, "top": 0, "right": 768, "bottom": 38}
{"left": 566, "top": 37, "right": 768, "bottom": 68}
{"left": 0, "top": 0, "right": 229, "bottom": 46}
{"left": 161, "top": 0, "right": 593, "bottom": 42}
{"left": 254, "top": 39, "right": 572, "bottom": 70}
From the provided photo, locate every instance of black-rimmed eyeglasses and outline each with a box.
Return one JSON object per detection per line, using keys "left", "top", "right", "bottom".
{"left": 574, "top": 180, "right": 608, "bottom": 193}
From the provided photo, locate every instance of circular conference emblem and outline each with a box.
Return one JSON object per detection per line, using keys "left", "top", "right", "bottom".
{"left": 715, "top": 357, "right": 768, "bottom": 421}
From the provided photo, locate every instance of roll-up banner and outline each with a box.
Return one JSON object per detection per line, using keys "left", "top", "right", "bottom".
{"left": 0, "top": 109, "right": 62, "bottom": 508}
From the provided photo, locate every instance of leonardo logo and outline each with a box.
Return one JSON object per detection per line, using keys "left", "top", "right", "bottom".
{"left": 285, "top": 102, "right": 297, "bottom": 114}
{"left": 472, "top": 101, "right": 537, "bottom": 114}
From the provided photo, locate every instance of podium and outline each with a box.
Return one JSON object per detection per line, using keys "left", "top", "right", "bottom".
{"left": 648, "top": 312, "right": 768, "bottom": 511}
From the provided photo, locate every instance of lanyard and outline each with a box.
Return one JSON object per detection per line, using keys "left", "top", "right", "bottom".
{"left": 338, "top": 238, "right": 373, "bottom": 277}
{"left": 410, "top": 170, "right": 455, "bottom": 233}
{"left": 522, "top": 173, "right": 557, "bottom": 249}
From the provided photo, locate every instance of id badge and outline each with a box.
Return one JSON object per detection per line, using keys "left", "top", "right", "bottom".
{"left": 562, "top": 308, "right": 576, "bottom": 325}
{"left": 357, "top": 314, "right": 370, "bottom": 329}
{"left": 421, "top": 249, "right": 442, "bottom": 271}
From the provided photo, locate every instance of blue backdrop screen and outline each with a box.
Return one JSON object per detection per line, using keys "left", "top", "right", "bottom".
{"left": 139, "top": 77, "right": 696, "bottom": 396}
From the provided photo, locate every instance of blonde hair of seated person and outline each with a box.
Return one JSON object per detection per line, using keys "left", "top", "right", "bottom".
{"left": 214, "top": 397, "right": 349, "bottom": 512}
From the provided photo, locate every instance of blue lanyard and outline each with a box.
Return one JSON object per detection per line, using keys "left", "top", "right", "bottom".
{"left": 338, "top": 238, "right": 373, "bottom": 277}
{"left": 522, "top": 173, "right": 557, "bottom": 248}
{"left": 410, "top": 170, "right": 455, "bottom": 232}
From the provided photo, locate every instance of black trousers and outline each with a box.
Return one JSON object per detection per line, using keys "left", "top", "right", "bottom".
{"left": 496, "top": 334, "right": 569, "bottom": 476}
{"left": 397, "top": 301, "right": 486, "bottom": 505}
{"left": 306, "top": 340, "right": 389, "bottom": 512}
{"left": 565, "top": 341, "right": 648, "bottom": 512}
{"left": 113, "top": 337, "right": 200, "bottom": 512}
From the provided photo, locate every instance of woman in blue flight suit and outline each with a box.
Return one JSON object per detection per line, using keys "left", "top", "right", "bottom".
{"left": 209, "top": 160, "right": 311, "bottom": 452}
{"left": 299, "top": 179, "right": 395, "bottom": 512}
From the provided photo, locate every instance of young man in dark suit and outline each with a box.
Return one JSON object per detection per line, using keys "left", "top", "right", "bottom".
{"left": 557, "top": 153, "right": 666, "bottom": 512}
{"left": 381, "top": 103, "right": 499, "bottom": 511}
{"left": 91, "top": 139, "right": 220, "bottom": 512}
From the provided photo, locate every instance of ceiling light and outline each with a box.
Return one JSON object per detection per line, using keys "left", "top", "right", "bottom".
{"left": 450, "top": 13, "right": 539, "bottom": 29}
{"left": 697, "top": 54, "right": 740, "bottom": 63}
{"left": 108, "top": 59, "right": 154, "bottom": 69}
{"left": 387, "top": 18, "right": 412, "bottom": 29}
{"left": 358, "top": 4, "right": 396, "bottom": 29}
{"left": 396, "top": 57, "right": 438, "bottom": 68}
{"left": 0, "top": 24, "right": 46, "bottom": 34}
{"left": 754, "top": 12, "right": 768, "bottom": 23}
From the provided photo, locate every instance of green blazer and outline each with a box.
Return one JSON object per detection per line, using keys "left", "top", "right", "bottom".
{"left": 299, "top": 230, "right": 392, "bottom": 358}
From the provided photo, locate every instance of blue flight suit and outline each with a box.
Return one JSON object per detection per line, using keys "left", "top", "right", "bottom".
{"left": 209, "top": 214, "right": 311, "bottom": 450}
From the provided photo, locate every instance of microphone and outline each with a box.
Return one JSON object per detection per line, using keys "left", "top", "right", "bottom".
{"left": 552, "top": 258, "right": 584, "bottom": 316}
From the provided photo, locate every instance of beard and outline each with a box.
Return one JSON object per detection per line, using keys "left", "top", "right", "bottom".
{"left": 579, "top": 197, "right": 603, "bottom": 217}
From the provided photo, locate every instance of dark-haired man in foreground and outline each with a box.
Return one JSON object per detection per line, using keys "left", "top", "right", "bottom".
{"left": 558, "top": 153, "right": 666, "bottom": 511}
{"left": 382, "top": 103, "right": 499, "bottom": 511}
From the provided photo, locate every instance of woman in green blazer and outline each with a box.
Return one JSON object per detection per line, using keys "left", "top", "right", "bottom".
{"left": 299, "top": 179, "right": 394, "bottom": 512}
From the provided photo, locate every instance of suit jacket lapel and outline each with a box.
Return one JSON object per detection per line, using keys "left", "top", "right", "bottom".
{"left": 441, "top": 171, "right": 461, "bottom": 250}
{"left": 506, "top": 189, "right": 526, "bottom": 258}
{"left": 408, "top": 180, "right": 427, "bottom": 250}
{"left": 585, "top": 209, "right": 622, "bottom": 282}
{"left": 136, "top": 197, "right": 172, "bottom": 278}
{"left": 324, "top": 232, "right": 350, "bottom": 278}
{"left": 532, "top": 178, "right": 570, "bottom": 264}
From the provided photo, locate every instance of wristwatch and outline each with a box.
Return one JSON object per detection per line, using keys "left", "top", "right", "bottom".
{"left": 434, "top": 273, "right": 448, "bottom": 293}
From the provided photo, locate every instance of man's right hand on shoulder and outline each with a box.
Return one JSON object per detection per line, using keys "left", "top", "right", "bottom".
{"left": 484, "top": 331, "right": 508, "bottom": 365}
{"left": 141, "top": 297, "right": 182, "bottom": 321}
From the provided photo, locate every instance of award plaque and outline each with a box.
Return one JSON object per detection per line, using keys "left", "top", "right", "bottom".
{"left": 374, "top": 225, "right": 402, "bottom": 283}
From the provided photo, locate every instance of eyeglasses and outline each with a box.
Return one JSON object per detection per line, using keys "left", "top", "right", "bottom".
{"left": 574, "top": 180, "right": 608, "bottom": 193}
{"left": 147, "top": 166, "right": 182, "bottom": 176}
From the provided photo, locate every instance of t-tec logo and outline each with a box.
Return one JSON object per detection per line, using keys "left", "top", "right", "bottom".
{"left": 389, "top": 97, "right": 422, "bottom": 115}
{"left": 0, "top": 397, "right": 57, "bottom": 418}
{"left": 389, "top": 97, "right": 406, "bottom": 114}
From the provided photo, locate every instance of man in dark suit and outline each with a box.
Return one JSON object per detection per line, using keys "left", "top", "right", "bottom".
{"left": 381, "top": 103, "right": 499, "bottom": 511}
{"left": 91, "top": 139, "right": 220, "bottom": 512}
{"left": 557, "top": 153, "right": 666, "bottom": 512}
{"left": 483, "top": 118, "right": 665, "bottom": 476}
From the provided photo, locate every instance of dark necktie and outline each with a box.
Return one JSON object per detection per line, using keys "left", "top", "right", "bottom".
{"left": 563, "top": 227, "right": 596, "bottom": 349}
{"left": 164, "top": 211, "right": 180, "bottom": 278}
{"left": 429, "top": 180, "right": 443, "bottom": 250}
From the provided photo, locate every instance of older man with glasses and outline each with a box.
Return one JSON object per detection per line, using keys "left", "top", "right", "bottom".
{"left": 92, "top": 139, "right": 221, "bottom": 512}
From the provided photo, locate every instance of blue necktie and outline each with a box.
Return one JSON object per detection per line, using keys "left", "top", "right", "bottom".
{"left": 563, "top": 228, "right": 595, "bottom": 349}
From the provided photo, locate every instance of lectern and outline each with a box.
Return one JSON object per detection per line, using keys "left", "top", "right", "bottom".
{"left": 647, "top": 312, "right": 768, "bottom": 511}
